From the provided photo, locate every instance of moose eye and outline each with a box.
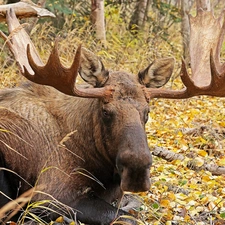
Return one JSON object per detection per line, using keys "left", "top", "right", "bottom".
{"left": 102, "top": 109, "right": 113, "bottom": 122}
{"left": 144, "top": 109, "right": 150, "bottom": 124}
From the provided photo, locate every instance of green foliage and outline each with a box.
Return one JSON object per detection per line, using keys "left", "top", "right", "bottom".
{"left": 45, "top": 0, "right": 90, "bottom": 29}
{"left": 0, "top": 23, "right": 7, "bottom": 33}
{"left": 221, "top": 212, "right": 225, "bottom": 219}
{"left": 152, "top": 202, "right": 160, "bottom": 209}
{"left": 150, "top": 0, "right": 181, "bottom": 40}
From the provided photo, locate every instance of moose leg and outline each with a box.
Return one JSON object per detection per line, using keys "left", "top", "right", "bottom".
{"left": 74, "top": 193, "right": 136, "bottom": 225}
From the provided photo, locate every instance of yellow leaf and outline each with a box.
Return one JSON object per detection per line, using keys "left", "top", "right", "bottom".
{"left": 153, "top": 222, "right": 161, "bottom": 225}
{"left": 168, "top": 192, "right": 176, "bottom": 201}
{"left": 218, "top": 157, "right": 225, "bottom": 166}
{"left": 160, "top": 199, "right": 170, "bottom": 207}
{"left": 165, "top": 222, "right": 172, "bottom": 225}
{"left": 189, "top": 184, "right": 198, "bottom": 189}
{"left": 197, "top": 150, "right": 208, "bottom": 157}
{"left": 55, "top": 216, "right": 64, "bottom": 223}
{"left": 177, "top": 130, "right": 183, "bottom": 137}
{"left": 219, "top": 121, "right": 225, "bottom": 127}
{"left": 202, "top": 175, "right": 211, "bottom": 182}
{"left": 175, "top": 192, "right": 187, "bottom": 200}
{"left": 193, "top": 157, "right": 204, "bottom": 167}
{"left": 208, "top": 201, "right": 217, "bottom": 211}
{"left": 157, "top": 165, "right": 165, "bottom": 172}
{"left": 176, "top": 199, "right": 186, "bottom": 205}
{"left": 200, "top": 196, "right": 209, "bottom": 205}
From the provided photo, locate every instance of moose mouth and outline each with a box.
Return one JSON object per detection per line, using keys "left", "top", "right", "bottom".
{"left": 118, "top": 166, "right": 151, "bottom": 193}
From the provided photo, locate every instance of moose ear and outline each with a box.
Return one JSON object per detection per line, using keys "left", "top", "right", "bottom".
{"left": 79, "top": 47, "right": 109, "bottom": 87}
{"left": 138, "top": 58, "right": 175, "bottom": 88}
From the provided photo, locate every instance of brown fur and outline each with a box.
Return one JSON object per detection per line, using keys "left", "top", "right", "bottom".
{"left": 0, "top": 71, "right": 154, "bottom": 224}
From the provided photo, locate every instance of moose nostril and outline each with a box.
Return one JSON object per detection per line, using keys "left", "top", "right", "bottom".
{"left": 117, "top": 164, "right": 123, "bottom": 174}
{"left": 120, "top": 166, "right": 151, "bottom": 192}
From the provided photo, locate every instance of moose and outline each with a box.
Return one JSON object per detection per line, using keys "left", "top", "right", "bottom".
{"left": 1, "top": 0, "right": 225, "bottom": 223}
{"left": 0, "top": 9, "right": 175, "bottom": 224}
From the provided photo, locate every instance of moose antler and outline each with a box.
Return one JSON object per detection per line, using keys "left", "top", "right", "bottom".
{"left": 147, "top": 1, "right": 225, "bottom": 99}
{"left": 0, "top": 9, "right": 114, "bottom": 98}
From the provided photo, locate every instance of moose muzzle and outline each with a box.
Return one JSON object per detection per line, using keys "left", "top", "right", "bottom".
{"left": 116, "top": 124, "right": 152, "bottom": 192}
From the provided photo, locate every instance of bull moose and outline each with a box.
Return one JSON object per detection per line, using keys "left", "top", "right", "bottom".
{"left": 2, "top": 0, "right": 225, "bottom": 223}
{"left": 0, "top": 9, "right": 175, "bottom": 224}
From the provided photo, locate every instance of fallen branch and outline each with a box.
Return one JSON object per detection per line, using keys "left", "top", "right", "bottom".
{"left": 188, "top": 161, "right": 225, "bottom": 176}
{"left": 152, "top": 146, "right": 225, "bottom": 175}
{"left": 166, "top": 183, "right": 190, "bottom": 195}
{"left": 0, "top": 0, "right": 55, "bottom": 22}
{"left": 152, "top": 146, "right": 185, "bottom": 161}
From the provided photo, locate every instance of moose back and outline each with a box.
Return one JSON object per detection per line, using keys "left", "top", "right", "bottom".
{"left": 0, "top": 9, "right": 174, "bottom": 225}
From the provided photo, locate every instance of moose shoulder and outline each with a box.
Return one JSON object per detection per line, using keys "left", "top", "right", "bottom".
{"left": 0, "top": 10, "right": 174, "bottom": 225}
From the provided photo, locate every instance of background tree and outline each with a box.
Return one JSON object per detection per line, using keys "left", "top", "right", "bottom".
{"left": 91, "top": 0, "right": 106, "bottom": 41}
{"left": 129, "top": 0, "right": 150, "bottom": 32}
{"left": 181, "top": 0, "right": 194, "bottom": 65}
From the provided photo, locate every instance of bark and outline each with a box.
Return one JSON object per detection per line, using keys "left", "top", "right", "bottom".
{"left": 143, "top": 0, "right": 152, "bottom": 28}
{"left": 91, "top": 0, "right": 106, "bottom": 41}
{"left": 137, "top": 0, "right": 147, "bottom": 27}
{"left": 0, "top": 0, "right": 55, "bottom": 22}
{"left": 129, "top": 0, "right": 148, "bottom": 31}
{"left": 181, "top": 0, "right": 194, "bottom": 65}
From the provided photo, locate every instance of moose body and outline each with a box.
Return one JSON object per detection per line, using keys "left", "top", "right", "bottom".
{"left": 0, "top": 9, "right": 175, "bottom": 225}
{"left": 0, "top": 72, "right": 166, "bottom": 224}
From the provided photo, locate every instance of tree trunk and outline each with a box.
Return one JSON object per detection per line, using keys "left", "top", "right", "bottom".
{"left": 91, "top": 0, "right": 106, "bottom": 42}
{"left": 143, "top": 0, "right": 152, "bottom": 28}
{"left": 129, "top": 0, "right": 148, "bottom": 32}
{"left": 137, "top": 0, "right": 148, "bottom": 27}
{"left": 181, "top": 0, "right": 194, "bottom": 65}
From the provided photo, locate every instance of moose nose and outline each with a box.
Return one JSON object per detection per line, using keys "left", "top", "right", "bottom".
{"left": 120, "top": 166, "right": 151, "bottom": 192}
{"left": 116, "top": 150, "right": 152, "bottom": 192}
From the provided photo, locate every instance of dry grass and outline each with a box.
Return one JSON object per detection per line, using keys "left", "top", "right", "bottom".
{"left": 0, "top": 12, "right": 182, "bottom": 88}
{"left": 0, "top": 187, "right": 42, "bottom": 223}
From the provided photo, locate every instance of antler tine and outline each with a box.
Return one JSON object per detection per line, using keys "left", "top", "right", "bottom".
{"left": 147, "top": 2, "right": 225, "bottom": 100}
{"left": 145, "top": 61, "right": 194, "bottom": 99}
{"left": 3, "top": 8, "right": 44, "bottom": 75}
{"left": 145, "top": 87, "right": 188, "bottom": 99}
{"left": 179, "top": 59, "right": 198, "bottom": 92}
{"left": 208, "top": 49, "right": 225, "bottom": 96}
{"left": 24, "top": 39, "right": 78, "bottom": 94}
{"left": 25, "top": 42, "right": 114, "bottom": 98}
{"left": 209, "top": 49, "right": 220, "bottom": 87}
{"left": 4, "top": 8, "right": 114, "bottom": 99}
